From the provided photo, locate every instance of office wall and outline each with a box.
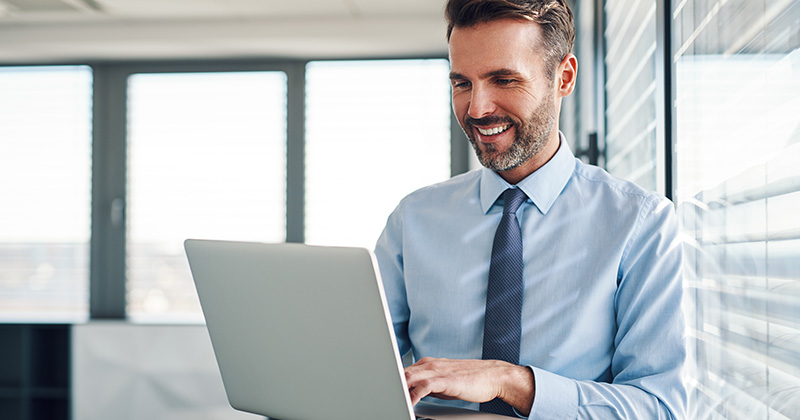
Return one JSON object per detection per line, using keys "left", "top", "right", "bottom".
{"left": 72, "top": 323, "right": 263, "bottom": 420}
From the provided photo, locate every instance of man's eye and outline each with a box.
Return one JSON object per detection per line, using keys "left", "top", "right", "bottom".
{"left": 496, "top": 79, "right": 515, "bottom": 85}
{"left": 452, "top": 81, "right": 470, "bottom": 89}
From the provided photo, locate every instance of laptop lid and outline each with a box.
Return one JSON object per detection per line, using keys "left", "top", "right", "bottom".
{"left": 185, "top": 239, "right": 415, "bottom": 420}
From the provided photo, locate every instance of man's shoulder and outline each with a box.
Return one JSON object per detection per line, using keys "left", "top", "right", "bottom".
{"left": 570, "top": 159, "right": 665, "bottom": 206}
{"left": 398, "top": 169, "right": 482, "bottom": 207}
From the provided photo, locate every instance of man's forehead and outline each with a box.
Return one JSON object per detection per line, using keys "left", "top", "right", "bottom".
{"left": 448, "top": 19, "right": 543, "bottom": 77}
{"left": 448, "top": 19, "right": 542, "bottom": 55}
{"left": 448, "top": 17, "right": 542, "bottom": 45}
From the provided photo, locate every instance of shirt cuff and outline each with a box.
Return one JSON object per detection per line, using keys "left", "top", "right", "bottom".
{"left": 527, "top": 366, "right": 579, "bottom": 420}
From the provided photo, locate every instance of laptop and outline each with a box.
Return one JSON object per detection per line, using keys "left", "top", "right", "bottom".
{"left": 184, "top": 239, "right": 509, "bottom": 420}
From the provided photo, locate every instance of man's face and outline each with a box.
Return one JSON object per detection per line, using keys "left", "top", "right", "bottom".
{"left": 448, "top": 18, "right": 559, "bottom": 174}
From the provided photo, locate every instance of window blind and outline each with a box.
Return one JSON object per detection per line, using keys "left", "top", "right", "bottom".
{"left": 602, "top": 0, "right": 659, "bottom": 191}
{"left": 674, "top": 0, "right": 800, "bottom": 418}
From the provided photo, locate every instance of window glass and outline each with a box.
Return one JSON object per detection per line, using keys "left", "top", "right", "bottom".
{"left": 673, "top": 0, "right": 800, "bottom": 417}
{"left": 127, "top": 71, "right": 287, "bottom": 323}
{"left": 603, "top": 0, "right": 659, "bottom": 191}
{"left": 0, "top": 66, "right": 92, "bottom": 321}
{"left": 304, "top": 59, "right": 451, "bottom": 249}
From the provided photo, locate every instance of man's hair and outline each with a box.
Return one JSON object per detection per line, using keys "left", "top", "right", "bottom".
{"left": 445, "top": 0, "right": 575, "bottom": 79}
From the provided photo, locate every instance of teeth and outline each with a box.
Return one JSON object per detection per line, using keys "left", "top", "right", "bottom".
{"left": 477, "top": 125, "right": 510, "bottom": 136}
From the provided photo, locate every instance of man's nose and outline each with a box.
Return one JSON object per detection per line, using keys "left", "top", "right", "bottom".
{"left": 467, "top": 86, "right": 496, "bottom": 119}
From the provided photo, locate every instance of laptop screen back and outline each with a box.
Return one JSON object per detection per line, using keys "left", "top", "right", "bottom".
{"left": 185, "top": 239, "right": 415, "bottom": 420}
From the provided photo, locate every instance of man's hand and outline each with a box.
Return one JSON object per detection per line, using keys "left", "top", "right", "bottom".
{"left": 403, "top": 357, "right": 535, "bottom": 416}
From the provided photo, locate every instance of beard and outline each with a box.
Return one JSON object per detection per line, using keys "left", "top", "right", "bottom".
{"left": 462, "top": 97, "right": 557, "bottom": 172}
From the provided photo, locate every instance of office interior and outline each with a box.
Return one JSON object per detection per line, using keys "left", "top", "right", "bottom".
{"left": 0, "top": 0, "right": 798, "bottom": 419}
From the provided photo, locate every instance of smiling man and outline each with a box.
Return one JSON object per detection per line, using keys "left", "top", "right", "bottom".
{"left": 448, "top": 16, "right": 565, "bottom": 185}
{"left": 374, "top": 1, "right": 686, "bottom": 419}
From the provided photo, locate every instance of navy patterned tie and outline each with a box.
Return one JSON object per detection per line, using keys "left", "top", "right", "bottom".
{"left": 480, "top": 188, "right": 527, "bottom": 416}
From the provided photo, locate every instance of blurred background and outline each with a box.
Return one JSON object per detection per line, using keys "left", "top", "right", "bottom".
{"left": 0, "top": 0, "right": 798, "bottom": 419}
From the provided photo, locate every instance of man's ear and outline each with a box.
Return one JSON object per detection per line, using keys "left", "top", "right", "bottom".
{"left": 557, "top": 53, "right": 578, "bottom": 97}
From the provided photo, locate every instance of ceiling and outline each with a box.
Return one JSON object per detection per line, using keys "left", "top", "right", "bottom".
{"left": 0, "top": 0, "right": 450, "bottom": 63}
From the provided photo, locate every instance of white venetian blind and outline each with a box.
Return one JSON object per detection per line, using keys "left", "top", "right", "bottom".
{"left": 674, "top": 0, "right": 800, "bottom": 418}
{"left": 603, "top": 0, "right": 659, "bottom": 191}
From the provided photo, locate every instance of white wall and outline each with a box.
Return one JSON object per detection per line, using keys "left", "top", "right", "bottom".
{"left": 72, "top": 322, "right": 264, "bottom": 420}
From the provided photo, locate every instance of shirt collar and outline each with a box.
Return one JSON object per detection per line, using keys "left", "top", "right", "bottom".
{"left": 479, "top": 132, "right": 576, "bottom": 215}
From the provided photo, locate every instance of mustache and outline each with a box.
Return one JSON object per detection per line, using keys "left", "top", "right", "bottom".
{"left": 465, "top": 115, "right": 514, "bottom": 127}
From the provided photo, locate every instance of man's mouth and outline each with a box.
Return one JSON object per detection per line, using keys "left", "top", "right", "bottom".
{"left": 476, "top": 124, "right": 512, "bottom": 136}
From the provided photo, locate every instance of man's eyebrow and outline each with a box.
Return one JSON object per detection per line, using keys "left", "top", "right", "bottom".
{"left": 448, "top": 69, "right": 524, "bottom": 80}
{"left": 484, "top": 69, "right": 523, "bottom": 78}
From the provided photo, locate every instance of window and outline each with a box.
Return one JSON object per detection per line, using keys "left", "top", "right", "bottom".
{"left": 0, "top": 66, "right": 92, "bottom": 321}
{"left": 602, "top": 0, "right": 660, "bottom": 192}
{"left": 0, "top": 59, "right": 454, "bottom": 322}
{"left": 674, "top": 0, "right": 800, "bottom": 418}
{"left": 126, "top": 71, "right": 288, "bottom": 322}
{"left": 304, "top": 59, "right": 452, "bottom": 249}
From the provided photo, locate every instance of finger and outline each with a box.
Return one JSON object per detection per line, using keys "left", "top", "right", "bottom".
{"left": 404, "top": 358, "right": 445, "bottom": 386}
{"left": 408, "top": 379, "right": 434, "bottom": 405}
{"left": 408, "top": 376, "right": 458, "bottom": 405}
{"left": 405, "top": 357, "right": 475, "bottom": 387}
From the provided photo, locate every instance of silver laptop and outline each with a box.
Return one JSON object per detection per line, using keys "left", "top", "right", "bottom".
{"left": 185, "top": 239, "right": 508, "bottom": 420}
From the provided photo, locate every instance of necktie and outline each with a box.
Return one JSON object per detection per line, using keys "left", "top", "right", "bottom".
{"left": 480, "top": 188, "right": 527, "bottom": 416}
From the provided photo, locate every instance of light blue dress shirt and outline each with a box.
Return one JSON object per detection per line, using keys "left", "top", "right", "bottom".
{"left": 374, "top": 137, "right": 686, "bottom": 419}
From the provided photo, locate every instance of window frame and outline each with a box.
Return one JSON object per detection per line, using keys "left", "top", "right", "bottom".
{"left": 89, "top": 60, "right": 307, "bottom": 319}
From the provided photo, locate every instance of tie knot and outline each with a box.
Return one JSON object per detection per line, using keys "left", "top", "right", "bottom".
{"left": 502, "top": 188, "right": 527, "bottom": 214}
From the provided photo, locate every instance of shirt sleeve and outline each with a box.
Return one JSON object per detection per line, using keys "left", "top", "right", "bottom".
{"left": 374, "top": 203, "right": 412, "bottom": 357}
{"left": 527, "top": 195, "right": 687, "bottom": 420}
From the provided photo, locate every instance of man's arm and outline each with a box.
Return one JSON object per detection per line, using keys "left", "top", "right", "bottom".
{"left": 375, "top": 203, "right": 412, "bottom": 356}
{"left": 393, "top": 196, "right": 687, "bottom": 420}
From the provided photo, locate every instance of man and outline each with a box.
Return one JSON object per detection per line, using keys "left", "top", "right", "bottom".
{"left": 374, "top": 0, "right": 686, "bottom": 419}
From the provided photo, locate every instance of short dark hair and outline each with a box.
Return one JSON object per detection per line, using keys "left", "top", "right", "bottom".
{"left": 445, "top": 0, "right": 575, "bottom": 78}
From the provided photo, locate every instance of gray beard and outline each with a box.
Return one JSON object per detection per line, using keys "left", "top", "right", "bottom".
{"left": 465, "top": 98, "right": 557, "bottom": 172}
